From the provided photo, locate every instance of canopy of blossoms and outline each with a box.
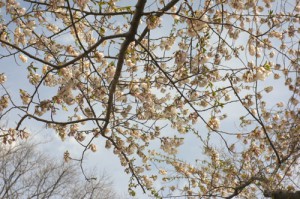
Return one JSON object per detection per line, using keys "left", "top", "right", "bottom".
{"left": 0, "top": 0, "right": 299, "bottom": 198}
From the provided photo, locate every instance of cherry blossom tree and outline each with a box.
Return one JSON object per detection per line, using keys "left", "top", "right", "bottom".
{"left": 0, "top": 0, "right": 299, "bottom": 198}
